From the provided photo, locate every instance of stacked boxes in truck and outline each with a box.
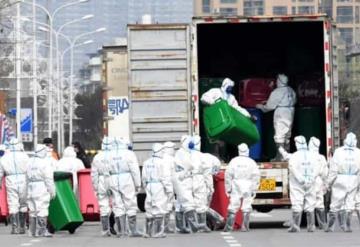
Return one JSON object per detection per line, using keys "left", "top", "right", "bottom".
{"left": 127, "top": 15, "right": 340, "bottom": 212}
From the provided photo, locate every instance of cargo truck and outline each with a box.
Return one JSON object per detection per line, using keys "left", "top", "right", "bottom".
{"left": 127, "top": 14, "right": 340, "bottom": 212}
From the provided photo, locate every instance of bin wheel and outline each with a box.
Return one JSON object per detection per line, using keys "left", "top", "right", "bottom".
{"left": 4, "top": 219, "right": 8, "bottom": 226}
{"left": 47, "top": 224, "right": 55, "bottom": 234}
{"left": 69, "top": 229, "right": 76, "bottom": 234}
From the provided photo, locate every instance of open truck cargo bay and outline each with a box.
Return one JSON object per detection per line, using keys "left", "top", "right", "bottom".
{"left": 127, "top": 14, "right": 339, "bottom": 211}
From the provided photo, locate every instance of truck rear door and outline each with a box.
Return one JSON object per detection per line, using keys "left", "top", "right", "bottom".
{"left": 128, "top": 24, "right": 192, "bottom": 164}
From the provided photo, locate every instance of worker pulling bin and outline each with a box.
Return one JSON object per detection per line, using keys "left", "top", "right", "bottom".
{"left": 48, "top": 172, "right": 84, "bottom": 234}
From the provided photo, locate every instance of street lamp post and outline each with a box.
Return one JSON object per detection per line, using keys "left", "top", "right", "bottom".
{"left": 68, "top": 27, "right": 106, "bottom": 145}
{"left": 20, "top": 0, "right": 90, "bottom": 149}
{"left": 60, "top": 39, "right": 93, "bottom": 148}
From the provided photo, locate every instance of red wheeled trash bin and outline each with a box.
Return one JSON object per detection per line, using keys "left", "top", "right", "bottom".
{"left": 77, "top": 169, "right": 100, "bottom": 221}
{"left": 0, "top": 180, "right": 8, "bottom": 224}
{"left": 210, "top": 170, "right": 243, "bottom": 229}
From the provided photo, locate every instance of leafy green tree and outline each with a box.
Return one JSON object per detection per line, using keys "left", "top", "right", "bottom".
{"left": 74, "top": 85, "right": 103, "bottom": 150}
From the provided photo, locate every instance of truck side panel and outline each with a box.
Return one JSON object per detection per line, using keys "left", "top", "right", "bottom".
{"left": 128, "top": 25, "right": 192, "bottom": 164}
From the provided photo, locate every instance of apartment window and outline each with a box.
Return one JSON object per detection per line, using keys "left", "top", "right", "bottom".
{"left": 273, "top": 6, "right": 287, "bottom": 15}
{"left": 220, "top": 8, "right": 238, "bottom": 15}
{"left": 292, "top": 7, "right": 296, "bottom": 14}
{"left": 337, "top": 0, "right": 352, "bottom": 2}
{"left": 299, "top": 0, "right": 313, "bottom": 2}
{"left": 244, "top": 0, "right": 264, "bottom": 16}
{"left": 202, "top": 0, "right": 210, "bottom": 13}
{"left": 356, "top": 6, "right": 360, "bottom": 23}
{"left": 298, "top": 6, "right": 315, "bottom": 14}
{"left": 337, "top": 6, "right": 353, "bottom": 23}
{"left": 339, "top": 28, "right": 353, "bottom": 45}
{"left": 221, "top": 0, "right": 237, "bottom": 3}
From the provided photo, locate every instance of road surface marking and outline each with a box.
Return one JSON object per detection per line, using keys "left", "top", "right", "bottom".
{"left": 30, "top": 240, "right": 41, "bottom": 243}
{"left": 20, "top": 244, "right": 32, "bottom": 246}
{"left": 251, "top": 212, "right": 272, "bottom": 218}
{"left": 221, "top": 232, "right": 242, "bottom": 247}
{"left": 226, "top": 239, "right": 238, "bottom": 243}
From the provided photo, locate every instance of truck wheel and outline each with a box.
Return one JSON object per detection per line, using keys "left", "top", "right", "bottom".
{"left": 69, "top": 228, "right": 76, "bottom": 234}
{"left": 137, "top": 193, "right": 146, "bottom": 212}
{"left": 255, "top": 206, "right": 272, "bottom": 213}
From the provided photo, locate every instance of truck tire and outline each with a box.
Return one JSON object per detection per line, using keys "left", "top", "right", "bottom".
{"left": 254, "top": 206, "right": 272, "bottom": 213}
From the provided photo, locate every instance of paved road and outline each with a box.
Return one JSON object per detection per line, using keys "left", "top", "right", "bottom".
{"left": 1, "top": 209, "right": 360, "bottom": 247}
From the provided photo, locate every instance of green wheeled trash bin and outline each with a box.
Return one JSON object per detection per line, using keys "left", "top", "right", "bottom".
{"left": 204, "top": 100, "right": 260, "bottom": 146}
{"left": 48, "top": 172, "right": 84, "bottom": 234}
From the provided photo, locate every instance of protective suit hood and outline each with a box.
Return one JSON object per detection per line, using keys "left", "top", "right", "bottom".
{"left": 221, "top": 78, "right": 235, "bottom": 95}
{"left": 238, "top": 143, "right": 249, "bottom": 157}
{"left": 295, "top": 136, "right": 307, "bottom": 151}
{"left": 163, "top": 141, "right": 176, "bottom": 156}
{"left": 63, "top": 146, "right": 77, "bottom": 158}
{"left": 35, "top": 144, "right": 48, "bottom": 158}
{"left": 344, "top": 132, "right": 357, "bottom": 148}
{"left": 8, "top": 137, "right": 22, "bottom": 151}
{"left": 181, "top": 135, "right": 190, "bottom": 150}
{"left": 152, "top": 143, "right": 164, "bottom": 158}
{"left": 308, "top": 137, "right": 320, "bottom": 153}
{"left": 276, "top": 74, "right": 288, "bottom": 87}
{"left": 114, "top": 137, "right": 128, "bottom": 150}
{"left": 101, "top": 136, "right": 114, "bottom": 151}
{"left": 193, "top": 135, "right": 201, "bottom": 151}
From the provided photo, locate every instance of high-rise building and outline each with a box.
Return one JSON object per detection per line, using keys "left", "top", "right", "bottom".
{"left": 32, "top": 0, "right": 193, "bottom": 75}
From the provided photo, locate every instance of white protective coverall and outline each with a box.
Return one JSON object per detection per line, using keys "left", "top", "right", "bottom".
{"left": 56, "top": 146, "right": 85, "bottom": 194}
{"left": 162, "top": 141, "right": 176, "bottom": 233}
{"left": 0, "top": 138, "right": 29, "bottom": 234}
{"left": 109, "top": 137, "right": 141, "bottom": 237}
{"left": 256, "top": 74, "right": 296, "bottom": 156}
{"left": 201, "top": 78, "right": 250, "bottom": 117}
{"left": 326, "top": 132, "right": 360, "bottom": 232}
{"left": 26, "top": 144, "right": 56, "bottom": 237}
{"left": 288, "top": 136, "right": 320, "bottom": 233}
{"left": 174, "top": 135, "right": 199, "bottom": 233}
{"left": 91, "top": 136, "right": 114, "bottom": 236}
{"left": 164, "top": 140, "right": 189, "bottom": 233}
{"left": 308, "top": 137, "right": 328, "bottom": 229}
{"left": 201, "top": 152, "right": 224, "bottom": 228}
{"left": 224, "top": 143, "right": 260, "bottom": 232}
{"left": 142, "top": 143, "right": 172, "bottom": 238}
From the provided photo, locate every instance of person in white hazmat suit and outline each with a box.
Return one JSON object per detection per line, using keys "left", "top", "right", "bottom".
{"left": 56, "top": 146, "right": 85, "bottom": 194}
{"left": 287, "top": 136, "right": 321, "bottom": 233}
{"left": 224, "top": 143, "right": 260, "bottom": 232}
{"left": 91, "top": 136, "right": 114, "bottom": 236}
{"left": 164, "top": 140, "right": 190, "bottom": 234}
{"left": 256, "top": 74, "right": 296, "bottom": 161}
{"left": 142, "top": 143, "right": 172, "bottom": 238}
{"left": 308, "top": 137, "right": 329, "bottom": 230}
{"left": 326, "top": 132, "right": 360, "bottom": 232}
{"left": 109, "top": 137, "right": 142, "bottom": 237}
{"left": 191, "top": 135, "right": 212, "bottom": 233}
{"left": 26, "top": 144, "right": 56, "bottom": 237}
{"left": 0, "top": 138, "right": 29, "bottom": 234}
{"left": 201, "top": 78, "right": 251, "bottom": 117}
{"left": 162, "top": 141, "right": 176, "bottom": 233}
{"left": 174, "top": 135, "right": 199, "bottom": 233}
{"left": 201, "top": 152, "right": 224, "bottom": 229}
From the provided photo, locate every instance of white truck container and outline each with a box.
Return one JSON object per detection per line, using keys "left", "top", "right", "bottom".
{"left": 127, "top": 15, "right": 340, "bottom": 211}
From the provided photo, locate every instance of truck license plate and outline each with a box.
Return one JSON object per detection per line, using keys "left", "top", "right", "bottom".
{"left": 259, "top": 178, "right": 276, "bottom": 191}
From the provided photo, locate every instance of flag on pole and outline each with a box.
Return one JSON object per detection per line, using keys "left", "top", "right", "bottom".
{"left": 0, "top": 113, "right": 14, "bottom": 144}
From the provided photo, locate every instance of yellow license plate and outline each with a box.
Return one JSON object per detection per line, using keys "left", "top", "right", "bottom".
{"left": 259, "top": 178, "right": 276, "bottom": 191}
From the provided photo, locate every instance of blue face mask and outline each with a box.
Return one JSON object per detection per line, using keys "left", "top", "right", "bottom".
{"left": 0, "top": 150, "right": 4, "bottom": 157}
{"left": 188, "top": 141, "right": 195, "bottom": 150}
{"left": 225, "top": 86, "right": 233, "bottom": 94}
